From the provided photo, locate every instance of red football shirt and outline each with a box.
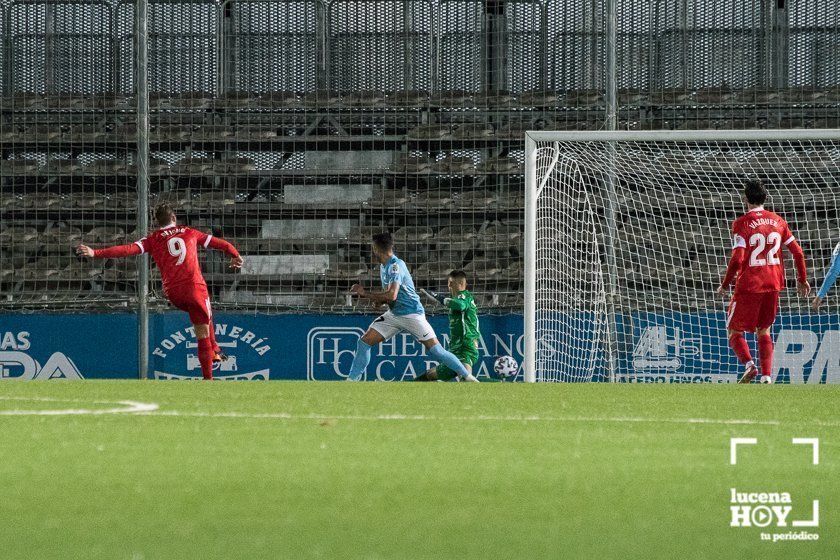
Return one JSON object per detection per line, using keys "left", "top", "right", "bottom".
{"left": 730, "top": 208, "right": 796, "bottom": 294}
{"left": 136, "top": 225, "right": 213, "bottom": 293}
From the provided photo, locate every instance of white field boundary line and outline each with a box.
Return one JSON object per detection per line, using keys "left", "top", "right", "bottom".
{"left": 0, "top": 396, "right": 158, "bottom": 416}
{"left": 133, "top": 410, "right": 840, "bottom": 427}
{"left": 2, "top": 398, "right": 837, "bottom": 427}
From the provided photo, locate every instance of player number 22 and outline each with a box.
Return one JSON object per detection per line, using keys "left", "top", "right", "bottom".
{"left": 167, "top": 237, "right": 187, "bottom": 265}
{"left": 748, "top": 232, "right": 781, "bottom": 267}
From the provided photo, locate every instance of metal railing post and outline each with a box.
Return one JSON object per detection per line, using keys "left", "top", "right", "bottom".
{"left": 136, "top": 0, "right": 150, "bottom": 380}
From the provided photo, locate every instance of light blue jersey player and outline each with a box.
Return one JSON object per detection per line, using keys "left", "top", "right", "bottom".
{"left": 380, "top": 253, "right": 424, "bottom": 316}
{"left": 347, "top": 232, "right": 479, "bottom": 382}
{"left": 813, "top": 241, "right": 840, "bottom": 311}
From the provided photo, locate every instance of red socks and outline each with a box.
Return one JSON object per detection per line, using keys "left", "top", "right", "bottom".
{"left": 758, "top": 334, "right": 774, "bottom": 377}
{"left": 197, "top": 337, "right": 214, "bottom": 380}
{"left": 728, "top": 332, "right": 753, "bottom": 365}
{"left": 730, "top": 332, "right": 773, "bottom": 376}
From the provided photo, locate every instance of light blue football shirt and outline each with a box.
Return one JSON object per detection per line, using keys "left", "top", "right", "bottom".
{"left": 380, "top": 254, "right": 424, "bottom": 316}
{"left": 818, "top": 241, "right": 840, "bottom": 299}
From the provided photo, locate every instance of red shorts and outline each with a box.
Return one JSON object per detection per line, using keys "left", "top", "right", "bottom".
{"left": 166, "top": 283, "right": 212, "bottom": 325}
{"left": 727, "top": 291, "right": 779, "bottom": 332}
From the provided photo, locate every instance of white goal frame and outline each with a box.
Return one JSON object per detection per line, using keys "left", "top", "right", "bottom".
{"left": 524, "top": 128, "right": 840, "bottom": 383}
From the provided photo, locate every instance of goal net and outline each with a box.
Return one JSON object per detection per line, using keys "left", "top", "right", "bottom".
{"left": 525, "top": 129, "right": 840, "bottom": 384}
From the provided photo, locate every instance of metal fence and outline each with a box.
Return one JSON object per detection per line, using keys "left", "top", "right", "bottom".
{"left": 0, "top": 0, "right": 838, "bottom": 315}
{"left": 2, "top": 1, "right": 837, "bottom": 101}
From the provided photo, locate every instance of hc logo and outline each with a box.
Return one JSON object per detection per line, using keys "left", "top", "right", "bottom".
{"left": 307, "top": 327, "right": 365, "bottom": 381}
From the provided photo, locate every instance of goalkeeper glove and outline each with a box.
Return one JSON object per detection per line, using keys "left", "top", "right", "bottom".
{"left": 421, "top": 289, "right": 448, "bottom": 306}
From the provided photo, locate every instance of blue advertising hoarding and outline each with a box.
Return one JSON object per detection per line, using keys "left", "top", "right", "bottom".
{"left": 0, "top": 314, "right": 137, "bottom": 379}
{"left": 620, "top": 312, "right": 840, "bottom": 384}
{"left": 1, "top": 312, "right": 838, "bottom": 382}
{"left": 0, "top": 313, "right": 525, "bottom": 381}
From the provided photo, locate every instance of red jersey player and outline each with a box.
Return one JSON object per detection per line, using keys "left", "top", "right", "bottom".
{"left": 76, "top": 204, "right": 243, "bottom": 380}
{"left": 717, "top": 179, "right": 809, "bottom": 384}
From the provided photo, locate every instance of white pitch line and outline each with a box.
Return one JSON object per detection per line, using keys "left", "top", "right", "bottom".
{"left": 0, "top": 396, "right": 158, "bottom": 416}
{"left": 0, "top": 396, "right": 125, "bottom": 404}
{"left": 3, "top": 397, "right": 836, "bottom": 427}
{"left": 135, "top": 410, "right": 793, "bottom": 426}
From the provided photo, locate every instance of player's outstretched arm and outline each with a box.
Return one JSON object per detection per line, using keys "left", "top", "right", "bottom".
{"left": 813, "top": 244, "right": 840, "bottom": 310}
{"left": 351, "top": 282, "right": 399, "bottom": 303}
{"left": 785, "top": 239, "right": 810, "bottom": 297}
{"left": 76, "top": 243, "right": 141, "bottom": 259}
{"left": 420, "top": 288, "right": 447, "bottom": 305}
{"left": 203, "top": 235, "right": 244, "bottom": 269}
{"left": 444, "top": 295, "right": 470, "bottom": 311}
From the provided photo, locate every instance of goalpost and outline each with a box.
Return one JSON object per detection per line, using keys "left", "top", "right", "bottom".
{"left": 524, "top": 129, "right": 840, "bottom": 383}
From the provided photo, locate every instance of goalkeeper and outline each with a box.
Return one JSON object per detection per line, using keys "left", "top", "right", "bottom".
{"left": 416, "top": 270, "right": 481, "bottom": 381}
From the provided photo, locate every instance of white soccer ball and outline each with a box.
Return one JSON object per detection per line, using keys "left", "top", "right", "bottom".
{"left": 494, "top": 355, "right": 519, "bottom": 379}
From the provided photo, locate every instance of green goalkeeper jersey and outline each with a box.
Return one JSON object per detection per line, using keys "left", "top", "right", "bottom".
{"left": 447, "top": 290, "right": 481, "bottom": 349}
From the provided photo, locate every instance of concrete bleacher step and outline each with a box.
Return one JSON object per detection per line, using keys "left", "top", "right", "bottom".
{"left": 452, "top": 123, "right": 494, "bottom": 139}
{"left": 261, "top": 219, "right": 358, "bottom": 241}
{"left": 242, "top": 255, "right": 330, "bottom": 276}
{"left": 432, "top": 156, "right": 475, "bottom": 174}
{"left": 301, "top": 90, "right": 341, "bottom": 107}
{"left": 85, "top": 226, "right": 126, "bottom": 244}
{"left": 326, "top": 263, "right": 369, "bottom": 280}
{"left": 150, "top": 92, "right": 213, "bottom": 110}
{"left": 388, "top": 90, "right": 429, "bottom": 107}
{"left": 255, "top": 91, "right": 300, "bottom": 108}
{"left": 455, "top": 190, "right": 498, "bottom": 208}
{"left": 407, "top": 124, "right": 451, "bottom": 140}
{"left": 394, "top": 226, "right": 434, "bottom": 243}
{"left": 410, "top": 190, "right": 454, "bottom": 210}
{"left": 283, "top": 184, "right": 374, "bottom": 206}
{"left": 394, "top": 154, "right": 432, "bottom": 173}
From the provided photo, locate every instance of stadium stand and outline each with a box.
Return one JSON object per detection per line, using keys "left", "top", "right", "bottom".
{"left": 0, "top": 0, "right": 838, "bottom": 313}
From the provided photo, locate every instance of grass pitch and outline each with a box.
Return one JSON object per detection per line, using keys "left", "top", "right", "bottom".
{"left": 0, "top": 381, "right": 837, "bottom": 560}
